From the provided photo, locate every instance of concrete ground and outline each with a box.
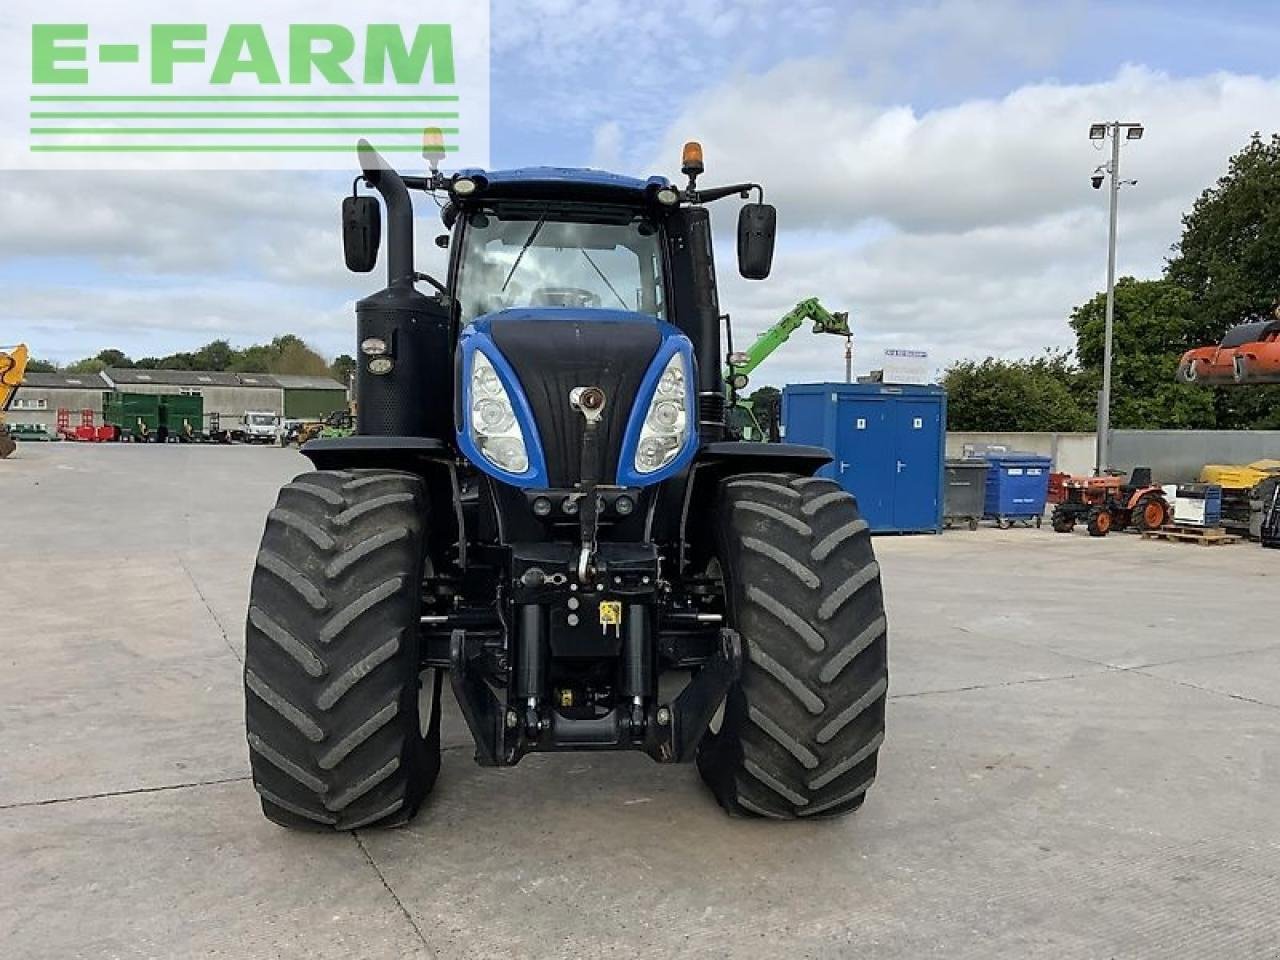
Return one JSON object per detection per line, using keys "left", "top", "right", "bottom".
{"left": 1, "top": 441, "right": 1277, "bottom": 959}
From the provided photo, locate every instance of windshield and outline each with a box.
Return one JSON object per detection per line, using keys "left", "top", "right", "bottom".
{"left": 455, "top": 209, "right": 665, "bottom": 325}
{"left": 249, "top": 415, "right": 276, "bottom": 426}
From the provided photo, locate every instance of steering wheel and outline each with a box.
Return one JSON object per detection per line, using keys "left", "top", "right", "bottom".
{"left": 530, "top": 287, "right": 601, "bottom": 308}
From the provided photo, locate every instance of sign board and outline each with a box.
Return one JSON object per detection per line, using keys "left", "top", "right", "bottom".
{"left": 1, "top": 0, "right": 490, "bottom": 170}
{"left": 881, "top": 349, "right": 931, "bottom": 386}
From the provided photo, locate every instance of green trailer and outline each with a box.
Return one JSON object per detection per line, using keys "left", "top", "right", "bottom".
{"left": 159, "top": 394, "right": 204, "bottom": 442}
{"left": 102, "top": 391, "right": 161, "bottom": 441}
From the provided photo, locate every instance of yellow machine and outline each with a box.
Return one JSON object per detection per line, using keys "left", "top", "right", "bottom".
{"left": 1199, "top": 460, "right": 1280, "bottom": 490}
{"left": 0, "top": 344, "right": 30, "bottom": 459}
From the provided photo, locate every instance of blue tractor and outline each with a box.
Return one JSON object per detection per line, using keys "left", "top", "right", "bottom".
{"left": 243, "top": 138, "right": 889, "bottom": 829}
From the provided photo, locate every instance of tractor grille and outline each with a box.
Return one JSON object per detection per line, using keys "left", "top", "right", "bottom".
{"left": 490, "top": 313, "right": 661, "bottom": 487}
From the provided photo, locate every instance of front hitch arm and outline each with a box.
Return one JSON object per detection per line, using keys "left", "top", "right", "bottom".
{"left": 570, "top": 386, "right": 607, "bottom": 581}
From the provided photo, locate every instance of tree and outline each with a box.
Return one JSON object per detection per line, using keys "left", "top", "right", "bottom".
{"left": 191, "top": 339, "right": 235, "bottom": 372}
{"left": 1069, "top": 278, "right": 1216, "bottom": 429}
{"left": 1166, "top": 132, "right": 1280, "bottom": 345}
{"left": 942, "top": 353, "right": 1093, "bottom": 432}
{"left": 230, "top": 344, "right": 273, "bottom": 373}
{"left": 95, "top": 349, "right": 133, "bottom": 368}
{"left": 64, "top": 348, "right": 131, "bottom": 373}
{"left": 270, "top": 338, "right": 329, "bottom": 376}
{"left": 330, "top": 354, "right": 356, "bottom": 386}
{"left": 158, "top": 351, "right": 195, "bottom": 370}
{"left": 24, "top": 358, "right": 57, "bottom": 373}
{"left": 52, "top": 334, "right": 336, "bottom": 381}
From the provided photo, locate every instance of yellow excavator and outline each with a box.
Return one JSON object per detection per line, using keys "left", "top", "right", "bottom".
{"left": 0, "top": 344, "right": 30, "bottom": 459}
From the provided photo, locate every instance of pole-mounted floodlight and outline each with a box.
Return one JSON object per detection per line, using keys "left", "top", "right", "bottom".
{"left": 1088, "top": 120, "right": 1143, "bottom": 475}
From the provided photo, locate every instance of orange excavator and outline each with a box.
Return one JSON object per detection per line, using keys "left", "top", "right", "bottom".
{"left": 0, "top": 344, "right": 30, "bottom": 459}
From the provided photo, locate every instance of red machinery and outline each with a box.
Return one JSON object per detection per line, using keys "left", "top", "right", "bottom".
{"left": 72, "top": 407, "right": 99, "bottom": 442}
{"left": 1049, "top": 467, "right": 1169, "bottom": 537}
{"left": 1177, "top": 318, "right": 1280, "bottom": 385}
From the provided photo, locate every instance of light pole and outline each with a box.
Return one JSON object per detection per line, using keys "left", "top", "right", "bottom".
{"left": 1089, "top": 120, "right": 1142, "bottom": 475}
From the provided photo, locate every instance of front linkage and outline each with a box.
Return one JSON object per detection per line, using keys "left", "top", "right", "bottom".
{"left": 449, "top": 625, "right": 742, "bottom": 766}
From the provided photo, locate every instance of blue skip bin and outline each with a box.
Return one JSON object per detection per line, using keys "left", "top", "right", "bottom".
{"left": 983, "top": 452, "right": 1052, "bottom": 527}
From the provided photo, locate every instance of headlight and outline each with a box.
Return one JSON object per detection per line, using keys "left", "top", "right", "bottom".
{"left": 469, "top": 351, "right": 529, "bottom": 474}
{"left": 634, "top": 353, "right": 689, "bottom": 474}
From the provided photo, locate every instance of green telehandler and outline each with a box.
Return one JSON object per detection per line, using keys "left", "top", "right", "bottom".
{"left": 725, "top": 298, "right": 851, "bottom": 440}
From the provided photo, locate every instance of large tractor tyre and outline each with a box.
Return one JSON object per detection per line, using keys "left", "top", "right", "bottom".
{"left": 1050, "top": 508, "right": 1074, "bottom": 533}
{"left": 698, "top": 473, "right": 889, "bottom": 820}
{"left": 1130, "top": 495, "right": 1168, "bottom": 532}
{"left": 1086, "top": 508, "right": 1113, "bottom": 537}
{"left": 244, "top": 469, "right": 441, "bottom": 831}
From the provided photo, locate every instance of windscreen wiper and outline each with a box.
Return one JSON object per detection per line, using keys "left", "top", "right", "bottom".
{"left": 502, "top": 209, "right": 548, "bottom": 292}
{"left": 580, "top": 250, "right": 628, "bottom": 310}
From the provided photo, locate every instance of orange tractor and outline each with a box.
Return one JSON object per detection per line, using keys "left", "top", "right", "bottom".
{"left": 1048, "top": 467, "right": 1169, "bottom": 537}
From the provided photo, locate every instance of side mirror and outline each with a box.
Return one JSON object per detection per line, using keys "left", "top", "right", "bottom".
{"left": 737, "top": 202, "right": 776, "bottom": 280}
{"left": 342, "top": 195, "right": 381, "bottom": 272}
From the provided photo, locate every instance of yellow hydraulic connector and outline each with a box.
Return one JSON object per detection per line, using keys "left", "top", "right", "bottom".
{"left": 0, "top": 344, "right": 31, "bottom": 460}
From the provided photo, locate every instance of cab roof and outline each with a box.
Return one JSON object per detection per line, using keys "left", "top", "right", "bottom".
{"left": 452, "top": 167, "right": 670, "bottom": 205}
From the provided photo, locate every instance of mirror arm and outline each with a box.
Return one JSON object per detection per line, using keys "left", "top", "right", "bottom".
{"left": 686, "top": 182, "right": 762, "bottom": 205}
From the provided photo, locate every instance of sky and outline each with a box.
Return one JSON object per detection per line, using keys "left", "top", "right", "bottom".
{"left": 4, "top": 0, "right": 1279, "bottom": 385}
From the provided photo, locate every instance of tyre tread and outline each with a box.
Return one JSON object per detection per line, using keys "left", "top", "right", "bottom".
{"left": 698, "top": 472, "right": 889, "bottom": 820}
{"left": 243, "top": 469, "right": 439, "bottom": 832}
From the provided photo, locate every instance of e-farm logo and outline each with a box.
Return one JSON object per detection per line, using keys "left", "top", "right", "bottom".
{"left": 2, "top": 1, "right": 490, "bottom": 170}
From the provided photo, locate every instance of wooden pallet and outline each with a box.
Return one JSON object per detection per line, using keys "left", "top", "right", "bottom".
{"left": 1140, "top": 524, "right": 1238, "bottom": 546}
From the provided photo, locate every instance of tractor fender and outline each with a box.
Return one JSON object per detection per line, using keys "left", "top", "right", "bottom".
{"left": 1125, "top": 486, "right": 1165, "bottom": 510}
{"left": 300, "top": 435, "right": 464, "bottom": 570}
{"left": 301, "top": 435, "right": 454, "bottom": 472}
{"left": 674, "top": 441, "right": 834, "bottom": 573}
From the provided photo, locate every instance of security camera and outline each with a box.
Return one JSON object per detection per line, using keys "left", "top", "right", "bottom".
{"left": 1091, "top": 173, "right": 1104, "bottom": 190}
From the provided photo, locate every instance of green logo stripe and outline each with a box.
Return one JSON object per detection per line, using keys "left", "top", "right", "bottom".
{"left": 31, "top": 111, "right": 458, "bottom": 119}
{"left": 31, "top": 126, "right": 460, "bottom": 135}
{"left": 30, "top": 144, "right": 460, "bottom": 153}
{"left": 30, "top": 94, "right": 460, "bottom": 102}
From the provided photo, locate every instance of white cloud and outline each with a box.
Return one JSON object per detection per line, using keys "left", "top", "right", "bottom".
{"left": 590, "top": 121, "right": 624, "bottom": 171}
{"left": 3, "top": 11, "right": 1276, "bottom": 388}
{"left": 839, "top": 0, "right": 1084, "bottom": 99}
{"left": 643, "top": 64, "right": 1279, "bottom": 384}
{"left": 6, "top": 279, "right": 358, "bottom": 365}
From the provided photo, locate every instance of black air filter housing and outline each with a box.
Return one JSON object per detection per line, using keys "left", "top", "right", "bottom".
{"left": 355, "top": 284, "right": 453, "bottom": 440}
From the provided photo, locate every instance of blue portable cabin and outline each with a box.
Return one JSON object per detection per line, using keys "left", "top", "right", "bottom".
{"left": 781, "top": 383, "right": 946, "bottom": 533}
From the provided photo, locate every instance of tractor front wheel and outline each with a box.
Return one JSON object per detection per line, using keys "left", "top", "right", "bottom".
{"left": 1087, "top": 508, "right": 1113, "bottom": 537}
{"left": 697, "top": 473, "right": 889, "bottom": 819}
{"left": 1051, "top": 508, "right": 1074, "bottom": 533}
{"left": 243, "top": 469, "right": 441, "bottom": 831}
